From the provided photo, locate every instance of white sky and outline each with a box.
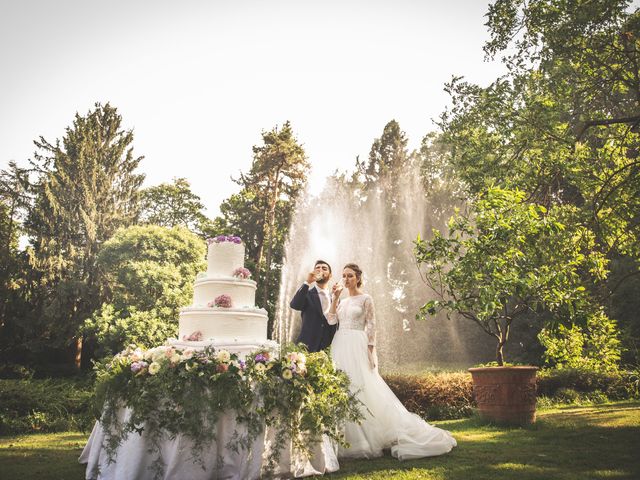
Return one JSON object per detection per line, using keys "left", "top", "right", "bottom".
{"left": 1, "top": 0, "right": 508, "bottom": 217}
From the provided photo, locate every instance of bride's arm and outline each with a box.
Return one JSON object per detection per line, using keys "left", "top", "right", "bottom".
{"left": 364, "top": 296, "right": 376, "bottom": 351}
{"left": 326, "top": 284, "right": 342, "bottom": 325}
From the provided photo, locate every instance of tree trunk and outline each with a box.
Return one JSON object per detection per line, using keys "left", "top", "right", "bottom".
{"left": 496, "top": 341, "right": 505, "bottom": 366}
{"left": 74, "top": 336, "right": 83, "bottom": 370}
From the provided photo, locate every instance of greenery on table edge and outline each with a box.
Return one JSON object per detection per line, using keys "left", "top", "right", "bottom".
{"left": 92, "top": 343, "right": 363, "bottom": 478}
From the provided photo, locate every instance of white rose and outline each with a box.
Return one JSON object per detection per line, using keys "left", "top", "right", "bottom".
{"left": 216, "top": 350, "right": 231, "bottom": 363}
{"left": 148, "top": 362, "right": 161, "bottom": 375}
{"left": 297, "top": 353, "right": 306, "bottom": 364}
{"left": 170, "top": 353, "right": 181, "bottom": 364}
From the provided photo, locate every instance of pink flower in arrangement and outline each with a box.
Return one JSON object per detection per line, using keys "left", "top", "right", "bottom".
{"left": 216, "top": 363, "right": 229, "bottom": 373}
{"left": 233, "top": 267, "right": 251, "bottom": 279}
{"left": 182, "top": 331, "right": 203, "bottom": 341}
{"left": 209, "top": 294, "right": 232, "bottom": 308}
{"left": 206, "top": 235, "right": 242, "bottom": 245}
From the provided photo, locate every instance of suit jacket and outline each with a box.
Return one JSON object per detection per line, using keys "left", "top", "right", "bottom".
{"left": 290, "top": 283, "right": 337, "bottom": 352}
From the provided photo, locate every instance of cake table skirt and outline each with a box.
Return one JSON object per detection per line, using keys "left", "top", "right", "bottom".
{"left": 79, "top": 407, "right": 339, "bottom": 480}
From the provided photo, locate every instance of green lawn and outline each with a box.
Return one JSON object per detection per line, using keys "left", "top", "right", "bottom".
{"left": 1, "top": 402, "right": 639, "bottom": 480}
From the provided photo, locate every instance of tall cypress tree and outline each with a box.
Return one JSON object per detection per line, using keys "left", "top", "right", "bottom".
{"left": 26, "top": 102, "right": 144, "bottom": 369}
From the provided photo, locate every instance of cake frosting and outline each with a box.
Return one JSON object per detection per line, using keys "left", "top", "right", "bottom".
{"left": 170, "top": 236, "right": 276, "bottom": 355}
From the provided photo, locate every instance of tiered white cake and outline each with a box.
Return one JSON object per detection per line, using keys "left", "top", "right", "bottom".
{"left": 170, "top": 236, "right": 276, "bottom": 355}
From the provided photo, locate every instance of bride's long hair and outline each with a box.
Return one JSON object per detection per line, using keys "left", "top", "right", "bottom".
{"left": 344, "top": 263, "right": 363, "bottom": 287}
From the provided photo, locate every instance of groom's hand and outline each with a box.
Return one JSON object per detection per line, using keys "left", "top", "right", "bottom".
{"left": 306, "top": 271, "right": 318, "bottom": 284}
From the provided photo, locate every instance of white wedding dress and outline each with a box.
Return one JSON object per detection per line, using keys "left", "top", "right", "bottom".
{"left": 328, "top": 294, "right": 457, "bottom": 460}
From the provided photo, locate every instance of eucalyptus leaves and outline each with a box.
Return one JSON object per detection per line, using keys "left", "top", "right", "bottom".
{"left": 93, "top": 343, "right": 362, "bottom": 478}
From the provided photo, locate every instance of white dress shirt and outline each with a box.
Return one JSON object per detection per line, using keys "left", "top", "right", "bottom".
{"left": 304, "top": 282, "right": 331, "bottom": 315}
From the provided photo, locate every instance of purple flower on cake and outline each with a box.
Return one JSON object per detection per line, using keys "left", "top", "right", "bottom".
{"left": 209, "top": 294, "right": 232, "bottom": 308}
{"left": 183, "top": 331, "right": 203, "bottom": 342}
{"left": 233, "top": 267, "right": 251, "bottom": 279}
{"left": 207, "top": 235, "right": 242, "bottom": 245}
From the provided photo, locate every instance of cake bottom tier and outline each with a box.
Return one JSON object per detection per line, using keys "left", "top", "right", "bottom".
{"left": 178, "top": 307, "right": 268, "bottom": 343}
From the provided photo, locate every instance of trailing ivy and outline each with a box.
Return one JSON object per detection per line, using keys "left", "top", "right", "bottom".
{"left": 93, "top": 343, "right": 362, "bottom": 479}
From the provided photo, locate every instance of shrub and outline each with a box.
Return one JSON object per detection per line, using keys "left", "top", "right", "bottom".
{"left": 0, "top": 363, "right": 35, "bottom": 380}
{"left": 537, "top": 367, "right": 638, "bottom": 400}
{"left": 383, "top": 371, "right": 474, "bottom": 420}
{"left": 0, "top": 378, "right": 94, "bottom": 435}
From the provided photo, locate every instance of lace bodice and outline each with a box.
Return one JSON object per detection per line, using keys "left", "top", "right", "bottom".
{"left": 327, "top": 294, "right": 376, "bottom": 346}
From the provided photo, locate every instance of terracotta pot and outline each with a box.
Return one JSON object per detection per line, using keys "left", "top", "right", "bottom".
{"left": 468, "top": 366, "right": 538, "bottom": 425}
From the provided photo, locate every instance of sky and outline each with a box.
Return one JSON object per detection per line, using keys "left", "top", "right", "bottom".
{"left": 0, "top": 0, "right": 508, "bottom": 217}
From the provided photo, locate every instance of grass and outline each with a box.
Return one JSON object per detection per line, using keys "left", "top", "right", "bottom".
{"left": 1, "top": 402, "right": 639, "bottom": 480}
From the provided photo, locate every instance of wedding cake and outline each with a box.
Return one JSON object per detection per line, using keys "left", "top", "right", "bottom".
{"left": 170, "top": 235, "right": 276, "bottom": 356}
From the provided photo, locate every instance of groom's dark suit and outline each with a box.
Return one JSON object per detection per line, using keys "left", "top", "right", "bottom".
{"left": 290, "top": 283, "right": 337, "bottom": 352}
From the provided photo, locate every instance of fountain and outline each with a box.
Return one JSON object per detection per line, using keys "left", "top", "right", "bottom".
{"left": 274, "top": 163, "right": 495, "bottom": 372}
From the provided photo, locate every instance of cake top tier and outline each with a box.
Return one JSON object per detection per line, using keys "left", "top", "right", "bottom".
{"left": 205, "top": 236, "right": 246, "bottom": 277}
{"left": 207, "top": 235, "right": 242, "bottom": 245}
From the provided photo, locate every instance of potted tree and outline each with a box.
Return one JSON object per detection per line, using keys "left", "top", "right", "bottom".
{"left": 414, "top": 188, "right": 605, "bottom": 424}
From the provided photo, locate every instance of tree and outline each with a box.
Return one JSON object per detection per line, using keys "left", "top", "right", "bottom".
{"left": 414, "top": 188, "right": 618, "bottom": 367}
{"left": 139, "top": 178, "right": 215, "bottom": 237}
{"left": 0, "top": 162, "right": 30, "bottom": 331}
{"left": 439, "top": 0, "right": 640, "bottom": 363}
{"left": 83, "top": 225, "right": 205, "bottom": 358}
{"left": 217, "top": 122, "right": 309, "bottom": 335}
{"left": 25, "top": 102, "right": 144, "bottom": 368}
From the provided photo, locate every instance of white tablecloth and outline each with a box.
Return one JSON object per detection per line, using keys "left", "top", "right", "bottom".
{"left": 79, "top": 407, "right": 339, "bottom": 479}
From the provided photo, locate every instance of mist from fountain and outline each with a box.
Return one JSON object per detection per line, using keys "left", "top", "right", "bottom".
{"left": 274, "top": 163, "right": 495, "bottom": 372}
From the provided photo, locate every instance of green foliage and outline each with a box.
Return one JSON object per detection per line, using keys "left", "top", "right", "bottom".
{"left": 536, "top": 366, "right": 639, "bottom": 400}
{"left": 440, "top": 0, "right": 640, "bottom": 366}
{"left": 539, "top": 310, "right": 621, "bottom": 372}
{"left": 0, "top": 163, "right": 35, "bottom": 363}
{"left": 139, "top": 178, "right": 215, "bottom": 238}
{"left": 215, "top": 122, "right": 309, "bottom": 333}
{"left": 383, "top": 371, "right": 474, "bottom": 420}
{"left": 0, "top": 379, "right": 94, "bottom": 435}
{"left": 83, "top": 225, "right": 205, "bottom": 358}
{"left": 414, "top": 187, "right": 614, "bottom": 366}
{"left": 22, "top": 102, "right": 144, "bottom": 367}
{"left": 93, "top": 343, "right": 362, "bottom": 479}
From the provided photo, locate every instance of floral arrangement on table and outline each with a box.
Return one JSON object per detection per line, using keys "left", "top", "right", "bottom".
{"left": 244, "top": 346, "right": 361, "bottom": 472}
{"left": 207, "top": 235, "right": 242, "bottom": 245}
{"left": 232, "top": 267, "right": 252, "bottom": 279}
{"left": 208, "top": 294, "right": 232, "bottom": 308}
{"left": 93, "top": 343, "right": 363, "bottom": 479}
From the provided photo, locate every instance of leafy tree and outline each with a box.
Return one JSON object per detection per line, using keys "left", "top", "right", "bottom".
{"left": 24, "top": 102, "right": 144, "bottom": 368}
{"left": 414, "top": 188, "right": 618, "bottom": 367}
{"left": 83, "top": 225, "right": 205, "bottom": 358}
{"left": 439, "top": 0, "right": 640, "bottom": 363}
{"left": 139, "top": 178, "right": 215, "bottom": 237}
{"left": 216, "top": 122, "right": 309, "bottom": 335}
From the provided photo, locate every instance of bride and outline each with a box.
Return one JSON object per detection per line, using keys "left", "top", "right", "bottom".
{"left": 327, "top": 263, "right": 457, "bottom": 460}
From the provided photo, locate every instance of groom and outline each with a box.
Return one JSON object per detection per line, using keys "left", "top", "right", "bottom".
{"left": 290, "top": 260, "right": 337, "bottom": 352}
